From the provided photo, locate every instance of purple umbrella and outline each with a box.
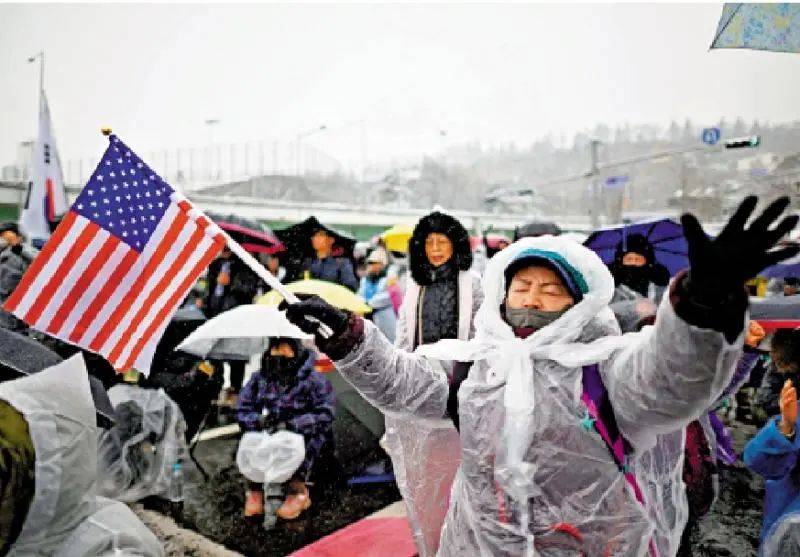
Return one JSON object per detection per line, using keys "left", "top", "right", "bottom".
{"left": 761, "top": 252, "right": 800, "bottom": 279}
{"left": 584, "top": 218, "right": 689, "bottom": 277}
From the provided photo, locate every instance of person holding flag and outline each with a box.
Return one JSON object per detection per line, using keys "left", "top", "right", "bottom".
{"left": 283, "top": 196, "right": 798, "bottom": 556}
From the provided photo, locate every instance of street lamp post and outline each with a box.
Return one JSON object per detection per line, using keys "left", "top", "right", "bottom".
{"left": 27, "top": 51, "right": 44, "bottom": 92}
{"left": 295, "top": 125, "right": 327, "bottom": 176}
{"left": 205, "top": 118, "right": 220, "bottom": 182}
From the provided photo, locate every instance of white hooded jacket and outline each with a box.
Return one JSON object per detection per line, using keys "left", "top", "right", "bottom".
{"left": 0, "top": 355, "right": 164, "bottom": 557}
{"left": 335, "top": 236, "right": 745, "bottom": 556}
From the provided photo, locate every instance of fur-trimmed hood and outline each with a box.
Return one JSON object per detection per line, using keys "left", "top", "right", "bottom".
{"left": 408, "top": 211, "right": 473, "bottom": 286}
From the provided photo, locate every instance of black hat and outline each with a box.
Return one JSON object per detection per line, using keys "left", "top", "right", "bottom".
{"left": 614, "top": 233, "right": 655, "bottom": 265}
{"left": 0, "top": 222, "right": 19, "bottom": 235}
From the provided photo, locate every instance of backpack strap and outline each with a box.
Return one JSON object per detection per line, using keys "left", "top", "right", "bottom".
{"left": 581, "top": 364, "right": 659, "bottom": 557}
{"left": 447, "top": 361, "right": 473, "bottom": 431}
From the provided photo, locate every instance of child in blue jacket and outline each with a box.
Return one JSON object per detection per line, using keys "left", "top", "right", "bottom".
{"left": 744, "top": 370, "right": 800, "bottom": 555}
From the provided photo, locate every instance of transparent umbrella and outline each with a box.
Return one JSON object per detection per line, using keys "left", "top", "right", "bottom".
{"left": 176, "top": 305, "right": 311, "bottom": 361}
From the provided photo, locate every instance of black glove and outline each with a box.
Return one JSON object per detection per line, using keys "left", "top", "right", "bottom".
{"left": 257, "top": 413, "right": 285, "bottom": 433}
{"left": 681, "top": 196, "right": 799, "bottom": 300}
{"left": 281, "top": 295, "right": 350, "bottom": 342}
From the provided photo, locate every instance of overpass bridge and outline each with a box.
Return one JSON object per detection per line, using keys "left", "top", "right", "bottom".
{"left": 0, "top": 180, "right": 594, "bottom": 239}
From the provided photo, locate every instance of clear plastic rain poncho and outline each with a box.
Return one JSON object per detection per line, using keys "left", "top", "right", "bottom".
{"left": 763, "top": 511, "right": 800, "bottom": 557}
{"left": 97, "top": 384, "right": 187, "bottom": 502}
{"left": 385, "top": 269, "right": 482, "bottom": 557}
{"left": 0, "top": 355, "right": 164, "bottom": 557}
{"left": 335, "top": 236, "right": 745, "bottom": 556}
{"left": 236, "top": 430, "right": 306, "bottom": 484}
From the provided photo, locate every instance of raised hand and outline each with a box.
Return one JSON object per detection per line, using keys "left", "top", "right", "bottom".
{"left": 780, "top": 379, "right": 798, "bottom": 437}
{"left": 745, "top": 320, "right": 766, "bottom": 349}
{"left": 681, "top": 196, "right": 799, "bottom": 294}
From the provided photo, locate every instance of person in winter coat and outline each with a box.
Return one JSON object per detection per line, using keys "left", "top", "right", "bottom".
{"left": 0, "top": 222, "right": 37, "bottom": 333}
{"left": 358, "top": 249, "right": 397, "bottom": 342}
{"left": 237, "top": 337, "right": 335, "bottom": 520}
{"left": 744, "top": 372, "right": 800, "bottom": 556}
{"left": 387, "top": 211, "right": 483, "bottom": 556}
{"left": 755, "top": 328, "right": 800, "bottom": 424}
{"left": 608, "top": 233, "right": 670, "bottom": 300}
{"left": 203, "top": 246, "right": 259, "bottom": 398}
{"left": 0, "top": 355, "right": 164, "bottom": 557}
{"left": 303, "top": 227, "right": 358, "bottom": 291}
{"left": 398, "top": 211, "right": 481, "bottom": 351}
{"left": 284, "top": 196, "right": 798, "bottom": 556}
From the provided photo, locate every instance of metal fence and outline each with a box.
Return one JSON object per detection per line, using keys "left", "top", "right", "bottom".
{"left": 60, "top": 140, "right": 346, "bottom": 189}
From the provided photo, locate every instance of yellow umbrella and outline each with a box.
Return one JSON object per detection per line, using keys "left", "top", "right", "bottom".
{"left": 380, "top": 223, "right": 415, "bottom": 253}
{"left": 258, "top": 279, "right": 372, "bottom": 315}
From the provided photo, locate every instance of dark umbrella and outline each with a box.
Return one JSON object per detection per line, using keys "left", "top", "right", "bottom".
{"left": 205, "top": 211, "right": 284, "bottom": 255}
{"left": 514, "top": 221, "right": 562, "bottom": 240}
{"left": 0, "top": 329, "right": 116, "bottom": 428}
{"left": 275, "top": 216, "right": 357, "bottom": 282}
{"left": 584, "top": 218, "right": 689, "bottom": 277}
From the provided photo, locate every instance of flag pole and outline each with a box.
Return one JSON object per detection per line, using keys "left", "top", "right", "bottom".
{"left": 98, "top": 129, "right": 331, "bottom": 334}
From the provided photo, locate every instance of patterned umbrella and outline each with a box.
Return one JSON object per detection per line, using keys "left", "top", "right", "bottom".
{"left": 711, "top": 3, "right": 800, "bottom": 53}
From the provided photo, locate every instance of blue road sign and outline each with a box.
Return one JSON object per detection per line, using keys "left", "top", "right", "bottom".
{"left": 701, "top": 127, "right": 721, "bottom": 145}
{"left": 605, "top": 175, "right": 629, "bottom": 188}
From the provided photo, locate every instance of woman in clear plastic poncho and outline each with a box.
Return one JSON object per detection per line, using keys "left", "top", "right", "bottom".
{"left": 284, "top": 197, "right": 798, "bottom": 556}
{"left": 388, "top": 211, "right": 482, "bottom": 556}
{"left": 0, "top": 355, "right": 164, "bottom": 557}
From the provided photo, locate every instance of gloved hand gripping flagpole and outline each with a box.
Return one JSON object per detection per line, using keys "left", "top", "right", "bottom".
{"left": 99, "top": 128, "right": 335, "bottom": 340}
{"left": 220, "top": 235, "right": 334, "bottom": 339}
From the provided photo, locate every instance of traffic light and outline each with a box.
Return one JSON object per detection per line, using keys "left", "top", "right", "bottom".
{"left": 724, "top": 135, "right": 761, "bottom": 149}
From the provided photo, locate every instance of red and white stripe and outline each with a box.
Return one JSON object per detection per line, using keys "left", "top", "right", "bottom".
{"left": 4, "top": 192, "right": 225, "bottom": 374}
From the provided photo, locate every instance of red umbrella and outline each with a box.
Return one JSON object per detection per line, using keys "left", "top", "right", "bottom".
{"left": 205, "top": 212, "right": 284, "bottom": 255}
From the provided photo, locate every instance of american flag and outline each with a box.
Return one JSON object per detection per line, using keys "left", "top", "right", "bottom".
{"left": 4, "top": 135, "right": 226, "bottom": 374}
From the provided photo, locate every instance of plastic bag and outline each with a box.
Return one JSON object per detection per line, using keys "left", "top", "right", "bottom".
{"left": 96, "top": 385, "right": 187, "bottom": 502}
{"left": 236, "top": 430, "right": 306, "bottom": 484}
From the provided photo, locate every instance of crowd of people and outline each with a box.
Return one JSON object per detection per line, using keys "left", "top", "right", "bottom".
{"left": 1, "top": 194, "right": 799, "bottom": 556}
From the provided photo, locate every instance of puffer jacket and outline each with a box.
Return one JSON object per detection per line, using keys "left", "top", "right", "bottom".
{"left": 237, "top": 350, "right": 335, "bottom": 478}
{"left": 333, "top": 236, "right": 744, "bottom": 556}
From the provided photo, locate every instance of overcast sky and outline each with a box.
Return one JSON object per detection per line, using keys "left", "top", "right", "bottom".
{"left": 2, "top": 2, "right": 799, "bottom": 172}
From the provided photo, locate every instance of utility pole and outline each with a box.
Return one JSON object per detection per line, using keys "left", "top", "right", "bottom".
{"left": 491, "top": 135, "right": 764, "bottom": 226}
{"left": 589, "top": 139, "right": 601, "bottom": 228}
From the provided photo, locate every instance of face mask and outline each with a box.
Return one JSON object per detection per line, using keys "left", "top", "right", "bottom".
{"left": 263, "top": 355, "right": 297, "bottom": 377}
{"left": 505, "top": 306, "right": 570, "bottom": 330}
{"left": 616, "top": 265, "right": 651, "bottom": 289}
{"left": 0, "top": 238, "right": 8, "bottom": 251}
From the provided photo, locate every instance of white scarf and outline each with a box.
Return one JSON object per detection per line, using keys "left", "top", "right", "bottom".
{"left": 415, "top": 236, "right": 633, "bottom": 550}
